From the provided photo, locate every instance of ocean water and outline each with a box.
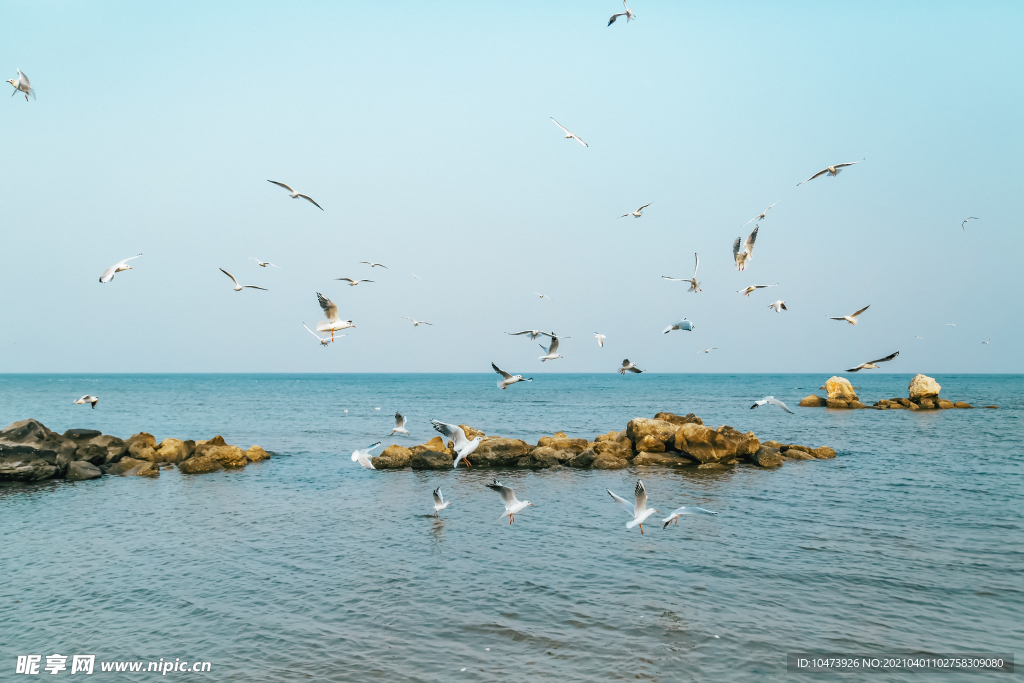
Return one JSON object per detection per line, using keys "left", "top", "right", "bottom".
{"left": 1, "top": 373, "right": 1021, "bottom": 681}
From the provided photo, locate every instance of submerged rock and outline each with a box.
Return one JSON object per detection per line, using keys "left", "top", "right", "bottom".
{"left": 178, "top": 454, "right": 225, "bottom": 475}
{"left": 633, "top": 452, "right": 695, "bottom": 467}
{"left": 244, "top": 445, "right": 270, "bottom": 462}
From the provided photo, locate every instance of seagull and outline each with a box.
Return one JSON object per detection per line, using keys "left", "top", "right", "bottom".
{"left": 662, "top": 318, "right": 695, "bottom": 334}
{"left": 767, "top": 300, "right": 787, "bottom": 312}
{"left": 219, "top": 268, "right": 267, "bottom": 292}
{"left": 335, "top": 278, "right": 373, "bottom": 286}
{"left": 75, "top": 395, "right": 99, "bottom": 409}
{"left": 250, "top": 258, "right": 279, "bottom": 268}
{"left": 316, "top": 292, "right": 355, "bottom": 340}
{"left": 946, "top": 323, "right": 957, "bottom": 327}
{"left": 828, "top": 305, "right": 870, "bottom": 325}
{"left": 412, "top": 273, "right": 421, "bottom": 279}
{"left": 915, "top": 336, "right": 924, "bottom": 339}
{"left": 698, "top": 348, "right": 717, "bottom": 354}
{"left": 533, "top": 292, "right": 552, "bottom": 301}
{"left": 391, "top": 412, "right": 409, "bottom": 436}
{"left": 750, "top": 396, "right": 793, "bottom": 413}
{"left": 302, "top": 323, "right": 338, "bottom": 347}
{"left": 431, "top": 420, "right": 482, "bottom": 468}
{"left": 486, "top": 479, "right": 533, "bottom": 524}
{"left": 267, "top": 180, "right": 323, "bottom": 210}
{"left": 982, "top": 339, "right": 990, "bottom": 345}
{"left": 663, "top": 253, "right": 701, "bottom": 292}
{"left": 508, "top": 330, "right": 555, "bottom": 340}
{"left": 607, "top": 0, "right": 635, "bottom": 25}
{"left": 432, "top": 488, "right": 452, "bottom": 518}
{"left": 594, "top": 333, "right": 606, "bottom": 347}
{"left": 738, "top": 283, "right": 778, "bottom": 297}
{"left": 538, "top": 335, "right": 564, "bottom": 362}
{"left": 492, "top": 362, "right": 532, "bottom": 390}
{"left": 6, "top": 69, "right": 33, "bottom": 101}
{"left": 99, "top": 254, "right": 142, "bottom": 283}
{"left": 733, "top": 225, "right": 758, "bottom": 271}
{"left": 402, "top": 317, "right": 432, "bottom": 326}
{"left": 619, "top": 203, "right": 652, "bottom": 218}
{"left": 961, "top": 217, "right": 979, "bottom": 231}
{"left": 743, "top": 200, "right": 779, "bottom": 227}
{"left": 608, "top": 480, "right": 658, "bottom": 534}
{"left": 847, "top": 351, "right": 899, "bottom": 372}
{"left": 661, "top": 506, "right": 718, "bottom": 529}
{"left": 359, "top": 262, "right": 387, "bottom": 268}
{"left": 351, "top": 442, "right": 382, "bottom": 469}
{"left": 797, "top": 160, "right": 863, "bottom": 186}
{"left": 550, "top": 118, "right": 588, "bottom": 147}
{"left": 619, "top": 359, "right": 643, "bottom": 374}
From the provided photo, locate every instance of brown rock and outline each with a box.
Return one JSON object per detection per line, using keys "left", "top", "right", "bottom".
{"left": 984, "top": 405, "right": 999, "bottom": 409}
{"left": 155, "top": 438, "right": 194, "bottom": 464}
{"left": 179, "top": 454, "right": 225, "bottom": 474}
{"left": 412, "top": 436, "right": 451, "bottom": 456}
{"left": 89, "top": 435, "right": 128, "bottom": 463}
{"left": 954, "top": 402, "right": 972, "bottom": 409}
{"left": 782, "top": 448, "right": 815, "bottom": 460}
{"left": 762, "top": 440, "right": 785, "bottom": 449}
{"left": 825, "top": 376, "right": 858, "bottom": 401}
{"left": 634, "top": 435, "right": 666, "bottom": 453}
{"left": 697, "top": 462, "right": 727, "bottom": 470}
{"left": 826, "top": 399, "right": 849, "bottom": 409}
{"left": 74, "top": 444, "right": 108, "bottom": 466}
{"left": 919, "top": 398, "right": 935, "bottom": 409}
{"left": 409, "top": 450, "right": 454, "bottom": 469}
{"left": 593, "top": 440, "right": 633, "bottom": 460}
{"left": 626, "top": 418, "right": 681, "bottom": 452}
{"left": 907, "top": 402, "right": 921, "bottom": 411}
{"left": 785, "top": 444, "right": 811, "bottom": 454}
{"left": 751, "top": 446, "right": 784, "bottom": 467}
{"left": 472, "top": 437, "right": 532, "bottom": 467}
{"left": 908, "top": 374, "right": 941, "bottom": 400}
{"left": 888, "top": 403, "right": 905, "bottom": 409}
{"left": 459, "top": 425, "right": 485, "bottom": 440}
{"left": 633, "top": 452, "right": 695, "bottom": 467}
{"left": 566, "top": 448, "right": 597, "bottom": 468}
{"left": 123, "top": 462, "right": 160, "bottom": 478}
{"left": 204, "top": 445, "right": 248, "bottom": 469}
{"left": 673, "top": 423, "right": 758, "bottom": 464}
{"left": 128, "top": 441, "right": 160, "bottom": 462}
{"left": 125, "top": 432, "right": 157, "bottom": 449}
{"left": 876, "top": 399, "right": 891, "bottom": 406}
{"left": 193, "top": 435, "right": 229, "bottom": 458}
{"left": 811, "top": 447, "right": 836, "bottom": 459}
{"left": 103, "top": 457, "right": 149, "bottom": 475}
{"left": 798, "top": 395, "right": 827, "bottom": 407}
{"left": 372, "top": 444, "right": 413, "bottom": 468}
{"left": 530, "top": 446, "right": 575, "bottom": 463}
{"left": 936, "top": 399, "right": 954, "bottom": 410}
{"left": 244, "top": 445, "right": 270, "bottom": 462}
{"left": 653, "top": 412, "right": 703, "bottom": 426}
{"left": 537, "top": 433, "right": 589, "bottom": 453}
{"left": 592, "top": 453, "right": 629, "bottom": 469}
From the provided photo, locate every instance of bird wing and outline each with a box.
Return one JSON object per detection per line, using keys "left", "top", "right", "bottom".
{"left": 431, "top": 420, "right": 467, "bottom": 450}
{"left": 798, "top": 168, "right": 829, "bottom": 185}
{"left": 693, "top": 253, "right": 699, "bottom": 278}
{"left": 298, "top": 194, "right": 324, "bottom": 210}
{"left": 302, "top": 323, "right": 323, "bottom": 340}
{"left": 607, "top": 489, "right": 635, "bottom": 516}
{"left": 335, "top": 278, "right": 355, "bottom": 284}
{"left": 547, "top": 336, "right": 559, "bottom": 354}
{"left": 637, "top": 203, "right": 652, "bottom": 211}
{"left": 667, "top": 506, "right": 718, "bottom": 517}
{"left": 846, "top": 364, "right": 868, "bottom": 372}
{"left": 508, "top": 331, "right": 537, "bottom": 336}
{"left": 550, "top": 117, "right": 570, "bottom": 134}
{"left": 767, "top": 398, "right": 794, "bottom": 413}
{"left": 834, "top": 160, "right": 862, "bottom": 169}
{"left": 732, "top": 237, "right": 742, "bottom": 258}
{"left": 99, "top": 265, "right": 117, "bottom": 282}
{"left": 433, "top": 488, "right": 444, "bottom": 506}
{"left": 491, "top": 362, "right": 513, "bottom": 380}
{"left": 780, "top": 302, "right": 787, "bottom": 310}
{"left": 573, "top": 134, "right": 588, "bottom": 147}
{"left": 395, "top": 412, "right": 405, "bottom": 429}
{"left": 267, "top": 180, "right": 295, "bottom": 193}
{"left": 661, "top": 276, "right": 685, "bottom": 281}
{"left": 219, "top": 268, "right": 240, "bottom": 287}
{"left": 242, "top": 285, "right": 268, "bottom": 290}
{"left": 850, "top": 305, "right": 870, "bottom": 318}
{"left": 621, "top": 359, "right": 631, "bottom": 368}
{"left": 633, "top": 480, "right": 648, "bottom": 514}
{"left": 118, "top": 254, "right": 143, "bottom": 267}
{"left": 487, "top": 480, "right": 517, "bottom": 505}
{"left": 317, "top": 292, "right": 339, "bottom": 321}
{"left": 828, "top": 316, "right": 846, "bottom": 321}
{"left": 869, "top": 351, "right": 899, "bottom": 364}
{"left": 744, "top": 225, "right": 758, "bottom": 256}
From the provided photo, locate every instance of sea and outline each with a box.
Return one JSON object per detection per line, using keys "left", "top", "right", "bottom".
{"left": 1, "top": 374, "right": 1021, "bottom": 681}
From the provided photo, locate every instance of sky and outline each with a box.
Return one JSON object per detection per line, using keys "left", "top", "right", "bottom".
{"left": 1, "top": 1, "right": 1021, "bottom": 373}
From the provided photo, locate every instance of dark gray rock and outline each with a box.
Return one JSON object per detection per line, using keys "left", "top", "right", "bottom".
{"left": 66, "top": 461, "right": 102, "bottom": 481}
{"left": 74, "top": 444, "right": 108, "bottom": 466}
{"left": 64, "top": 428, "right": 102, "bottom": 439}
{"left": 751, "top": 446, "right": 784, "bottom": 467}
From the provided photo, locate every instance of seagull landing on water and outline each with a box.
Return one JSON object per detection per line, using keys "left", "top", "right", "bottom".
{"left": 619, "top": 203, "right": 652, "bottom": 219}
{"left": 538, "top": 335, "right": 564, "bottom": 362}
{"left": 99, "top": 254, "right": 142, "bottom": 283}
{"left": 743, "top": 201, "right": 779, "bottom": 227}
{"left": 6, "top": 69, "right": 33, "bottom": 101}
{"left": 250, "top": 258, "right": 279, "bottom": 268}
{"left": 663, "top": 253, "right": 701, "bottom": 292}
{"left": 733, "top": 225, "right": 758, "bottom": 271}
{"left": 750, "top": 396, "right": 793, "bottom": 414}
{"left": 75, "top": 395, "right": 99, "bottom": 409}
{"left": 220, "top": 268, "right": 267, "bottom": 292}
{"left": 486, "top": 479, "right": 533, "bottom": 524}
{"left": 550, "top": 118, "right": 588, "bottom": 147}
{"left": 431, "top": 420, "right": 482, "bottom": 468}
{"left": 607, "top": 0, "right": 635, "bottom": 25}
{"left": 829, "top": 305, "right": 869, "bottom": 325}
{"left": 359, "top": 261, "right": 387, "bottom": 268}
{"left": 663, "top": 318, "right": 695, "bottom": 334}
{"left": 432, "top": 488, "right": 452, "bottom": 518}
{"left": 594, "top": 333, "right": 606, "bottom": 347}
{"left": 797, "top": 160, "right": 863, "bottom": 186}
{"left": 608, "top": 480, "right": 658, "bottom": 534}
{"left": 619, "top": 359, "right": 643, "bottom": 374}
{"left": 267, "top": 180, "right": 323, "bottom": 210}
{"left": 739, "top": 283, "right": 777, "bottom": 297}
{"left": 402, "top": 317, "right": 432, "bottom": 327}
{"left": 391, "top": 412, "right": 409, "bottom": 436}
{"left": 962, "top": 217, "right": 979, "bottom": 231}
{"left": 335, "top": 278, "right": 373, "bottom": 287}
{"left": 662, "top": 505, "right": 717, "bottom": 529}
{"left": 351, "top": 442, "right": 382, "bottom": 469}
{"left": 492, "top": 362, "right": 532, "bottom": 390}
{"left": 302, "top": 323, "right": 339, "bottom": 347}
{"left": 768, "top": 300, "right": 787, "bottom": 313}
{"left": 316, "top": 292, "right": 354, "bottom": 341}
{"left": 847, "top": 351, "right": 899, "bottom": 372}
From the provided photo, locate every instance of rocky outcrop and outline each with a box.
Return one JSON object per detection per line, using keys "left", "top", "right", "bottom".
{"left": 673, "top": 424, "right": 758, "bottom": 464}
{"left": 653, "top": 412, "right": 703, "bottom": 426}
{"left": 799, "top": 395, "right": 826, "bottom": 407}
{"left": 156, "top": 438, "right": 195, "bottom": 464}
{"left": 245, "top": 446, "right": 270, "bottom": 462}
{"left": 800, "top": 375, "right": 992, "bottom": 410}
{"left": 750, "top": 446, "right": 784, "bottom": 467}
{"left": 372, "top": 444, "right": 413, "bottom": 468}
{"left": 178, "top": 454, "right": 224, "bottom": 474}
{"left": 908, "top": 374, "right": 941, "bottom": 400}
{"left": 633, "top": 452, "right": 695, "bottom": 467}
{"left": 825, "top": 376, "right": 858, "bottom": 401}
{"left": 66, "top": 460, "right": 102, "bottom": 481}
{"left": 626, "top": 418, "right": 682, "bottom": 453}
{"left": 473, "top": 437, "right": 533, "bottom": 467}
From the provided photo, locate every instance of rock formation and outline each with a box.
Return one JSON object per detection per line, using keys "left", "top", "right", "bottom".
{"left": 798, "top": 373, "right": 992, "bottom": 410}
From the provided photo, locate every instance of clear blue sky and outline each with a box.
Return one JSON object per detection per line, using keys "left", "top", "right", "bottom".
{"left": 1, "top": 1, "right": 1020, "bottom": 373}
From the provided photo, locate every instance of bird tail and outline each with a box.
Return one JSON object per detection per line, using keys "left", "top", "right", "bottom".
{"left": 626, "top": 518, "right": 643, "bottom": 529}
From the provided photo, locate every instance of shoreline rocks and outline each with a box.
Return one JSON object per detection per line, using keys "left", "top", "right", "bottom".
{"left": 799, "top": 374, "right": 995, "bottom": 411}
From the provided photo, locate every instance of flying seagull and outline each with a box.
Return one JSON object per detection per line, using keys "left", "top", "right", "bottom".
{"left": 6, "top": 69, "right": 33, "bottom": 100}
{"left": 351, "top": 442, "right": 382, "bottom": 469}
{"left": 219, "top": 268, "right": 267, "bottom": 292}
{"left": 250, "top": 258, "right": 279, "bottom": 268}
{"left": 492, "top": 362, "right": 532, "bottom": 390}
{"left": 486, "top": 479, "right": 533, "bottom": 524}
{"left": 75, "top": 395, "right": 99, "bottom": 409}
{"left": 302, "top": 322, "right": 338, "bottom": 347}
{"left": 663, "top": 253, "right": 701, "bottom": 292}
{"left": 412, "top": 273, "right": 421, "bottom": 279}
{"left": 618, "top": 359, "right": 643, "bottom": 374}
{"left": 743, "top": 201, "right": 779, "bottom": 227}
{"left": 663, "top": 318, "right": 695, "bottom": 334}
{"left": 946, "top": 323, "right": 957, "bottom": 327}
{"left": 508, "top": 330, "right": 555, "bottom": 340}
{"left": 829, "top": 305, "right": 870, "bottom": 325}
{"left": 733, "top": 225, "right": 758, "bottom": 271}
{"left": 797, "top": 160, "right": 863, "bottom": 186}
{"left": 594, "top": 332, "right": 606, "bottom": 347}
{"left": 767, "top": 300, "right": 787, "bottom": 312}
{"left": 432, "top": 488, "right": 451, "bottom": 518}
{"left": 750, "top": 396, "right": 793, "bottom": 413}
{"left": 847, "top": 351, "right": 899, "bottom": 372}
{"left": 982, "top": 339, "right": 990, "bottom": 345}
{"left": 608, "top": 480, "right": 658, "bottom": 534}
{"left": 316, "top": 292, "right": 354, "bottom": 340}
{"left": 738, "top": 283, "right": 777, "bottom": 297}
{"left": 99, "top": 254, "right": 142, "bottom": 283}
{"left": 698, "top": 348, "right": 717, "bottom": 354}
{"left": 266, "top": 180, "right": 323, "bottom": 210}
{"left": 391, "top": 412, "right": 409, "bottom": 436}
{"left": 619, "top": 203, "right": 652, "bottom": 218}
{"left": 335, "top": 278, "right": 373, "bottom": 286}
{"left": 402, "top": 317, "right": 432, "bottom": 326}
{"left": 961, "top": 217, "right": 979, "bottom": 231}
{"left": 607, "top": 0, "right": 635, "bottom": 25}
{"left": 662, "top": 505, "right": 718, "bottom": 529}
{"left": 533, "top": 292, "right": 552, "bottom": 301}
{"left": 538, "top": 335, "right": 564, "bottom": 362}
{"left": 550, "top": 118, "right": 588, "bottom": 147}
{"left": 359, "top": 261, "right": 387, "bottom": 268}
{"left": 431, "top": 420, "right": 482, "bottom": 468}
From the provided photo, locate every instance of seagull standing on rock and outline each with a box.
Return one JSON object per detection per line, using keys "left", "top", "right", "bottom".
{"left": 492, "top": 362, "right": 532, "bottom": 390}
{"left": 486, "top": 479, "right": 533, "bottom": 524}
{"left": 733, "top": 225, "right": 758, "bottom": 271}
{"left": 99, "top": 254, "right": 142, "bottom": 283}
{"left": 608, "top": 480, "right": 658, "bottom": 534}
{"left": 431, "top": 420, "right": 482, "bottom": 468}
{"left": 351, "top": 442, "right": 382, "bottom": 469}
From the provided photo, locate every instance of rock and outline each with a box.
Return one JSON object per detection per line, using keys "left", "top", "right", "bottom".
{"left": 811, "top": 446, "right": 836, "bottom": 459}
{"left": 178, "top": 454, "right": 225, "bottom": 474}
{"left": 634, "top": 435, "right": 666, "bottom": 453}
{"left": 412, "top": 436, "right": 450, "bottom": 454}
{"left": 785, "top": 444, "right": 811, "bottom": 454}
{"left": 653, "top": 412, "right": 703, "bottom": 426}
{"left": 781, "top": 448, "right": 815, "bottom": 460}
{"left": 205, "top": 445, "right": 248, "bottom": 469}
{"left": 74, "top": 444, "right": 108, "bottom": 466}
{"left": 566, "top": 448, "right": 597, "bottom": 468}
{"left": 826, "top": 399, "right": 848, "bottom": 409}
{"left": 888, "top": 403, "right": 905, "bottom": 409}
{"left": 592, "top": 439, "right": 633, "bottom": 461}
{"left": 530, "top": 446, "right": 575, "bottom": 464}
{"left": 471, "top": 437, "right": 532, "bottom": 467}
{"left": 984, "top": 405, "right": 999, "bottom": 409}
{"left": 0, "top": 420, "right": 70, "bottom": 482}
{"left": 409, "top": 450, "right": 454, "bottom": 469}
{"left": 592, "top": 453, "right": 629, "bottom": 469}
{"left": 459, "top": 425, "right": 485, "bottom": 440}
{"left": 798, "top": 395, "right": 827, "bottom": 407}
{"left": 0, "top": 418, "right": 56, "bottom": 444}
{"left": 128, "top": 443, "right": 160, "bottom": 462}
{"left": 936, "top": 399, "right": 954, "bottom": 410}
{"left": 537, "top": 433, "right": 589, "bottom": 454}
{"left": 751, "top": 446, "right": 784, "bottom": 467}
{"left": 65, "top": 460, "right": 102, "bottom": 481}
{"left": 372, "top": 444, "right": 413, "bottom": 468}
{"left": 125, "top": 432, "right": 157, "bottom": 449}
{"left": 918, "top": 398, "right": 935, "bottom": 409}
{"left": 762, "top": 440, "right": 785, "bottom": 449}
{"left": 697, "top": 462, "right": 727, "bottom": 470}
{"left": 848, "top": 401, "right": 867, "bottom": 409}
{"left": 908, "top": 374, "right": 941, "bottom": 400}
{"left": 156, "top": 438, "right": 195, "bottom": 464}
{"left": 64, "top": 428, "right": 102, "bottom": 440}
{"left": 825, "top": 376, "right": 858, "bottom": 401}
{"left": 104, "top": 457, "right": 149, "bottom": 476}
{"left": 88, "top": 435, "right": 127, "bottom": 464}
{"left": 907, "top": 402, "right": 921, "bottom": 411}
{"left": 954, "top": 402, "right": 972, "bottom": 409}
{"left": 192, "top": 435, "right": 228, "bottom": 458}
{"left": 123, "top": 462, "right": 160, "bottom": 477}
{"left": 633, "top": 452, "right": 695, "bottom": 467}
{"left": 876, "top": 399, "right": 891, "bottom": 406}
{"left": 673, "top": 424, "right": 758, "bottom": 464}
{"left": 626, "top": 418, "right": 681, "bottom": 452}
{"left": 244, "top": 446, "right": 270, "bottom": 462}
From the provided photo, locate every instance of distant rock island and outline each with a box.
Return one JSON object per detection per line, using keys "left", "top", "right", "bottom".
{"left": 798, "top": 373, "right": 998, "bottom": 410}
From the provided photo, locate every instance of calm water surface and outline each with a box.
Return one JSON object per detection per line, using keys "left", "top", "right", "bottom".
{"left": 1, "top": 374, "right": 1021, "bottom": 681}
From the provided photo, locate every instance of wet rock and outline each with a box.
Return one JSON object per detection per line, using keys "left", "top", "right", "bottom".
{"left": 74, "top": 444, "right": 108, "bottom": 466}
{"left": 653, "top": 412, "right": 703, "bottom": 426}
{"left": 634, "top": 435, "right": 666, "bottom": 453}
{"left": 785, "top": 444, "right": 811, "bottom": 454}
{"left": 0, "top": 419, "right": 57, "bottom": 444}
{"left": 633, "top": 452, "right": 695, "bottom": 467}
{"left": 593, "top": 439, "right": 633, "bottom": 461}
{"left": 918, "top": 398, "right": 935, "bottom": 409}
{"left": 206, "top": 445, "right": 248, "bottom": 469}
{"left": 826, "top": 399, "right": 848, "bottom": 409}
{"left": 762, "top": 440, "right": 785, "bottom": 450}
{"left": 470, "top": 437, "right": 532, "bottom": 467}
{"left": 798, "top": 395, "right": 826, "bottom": 407}
{"left": 984, "top": 405, "right": 999, "bottom": 409}
{"left": 697, "top": 462, "right": 727, "bottom": 470}
{"left": 0, "top": 420, "right": 68, "bottom": 481}
{"left": 592, "top": 453, "right": 629, "bottom": 469}
{"left": 178, "top": 454, "right": 225, "bottom": 474}
{"left": 781, "top": 448, "right": 815, "bottom": 460}
{"left": 89, "top": 435, "right": 127, "bottom": 464}
{"left": 66, "top": 460, "right": 102, "bottom": 481}
{"left": 566, "top": 448, "right": 597, "bottom": 468}
{"left": 537, "top": 432, "right": 589, "bottom": 453}
{"left": 673, "top": 424, "right": 758, "bottom": 464}
{"left": 156, "top": 438, "right": 195, "bottom": 464}
{"left": 123, "top": 462, "right": 160, "bottom": 477}
{"left": 244, "top": 446, "right": 270, "bottom": 462}
{"left": 192, "top": 436, "right": 228, "bottom": 458}
{"left": 626, "top": 418, "right": 681, "bottom": 452}
{"left": 811, "top": 446, "right": 836, "bottom": 459}
{"left": 372, "top": 444, "right": 413, "bottom": 468}
{"left": 530, "top": 446, "right": 574, "bottom": 464}
{"left": 751, "top": 446, "right": 784, "bottom": 467}
{"left": 125, "top": 432, "right": 157, "bottom": 449}
{"left": 954, "top": 402, "right": 972, "bottom": 409}
{"left": 825, "top": 376, "right": 858, "bottom": 401}
{"left": 848, "top": 400, "right": 867, "bottom": 409}
{"left": 410, "top": 450, "right": 454, "bottom": 469}
{"left": 936, "top": 399, "right": 954, "bottom": 410}
{"left": 104, "top": 457, "right": 149, "bottom": 476}
{"left": 907, "top": 402, "right": 921, "bottom": 411}
{"left": 888, "top": 402, "right": 905, "bottom": 409}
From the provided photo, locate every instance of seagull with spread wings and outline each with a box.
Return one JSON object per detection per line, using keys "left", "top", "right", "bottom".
{"left": 315, "top": 292, "right": 354, "bottom": 340}
{"left": 533, "top": 292, "right": 552, "bottom": 301}
{"left": 431, "top": 420, "right": 482, "bottom": 468}
{"left": 607, "top": 0, "right": 635, "bottom": 25}
{"left": 750, "top": 396, "right": 793, "bottom": 413}
{"left": 738, "top": 283, "right": 777, "bottom": 297}
{"left": 99, "top": 254, "right": 142, "bottom": 283}
{"left": 267, "top": 180, "right": 323, "bottom": 210}
{"left": 797, "top": 160, "right": 863, "bottom": 186}
{"left": 359, "top": 261, "right": 387, "bottom": 268}
{"left": 733, "top": 225, "right": 758, "bottom": 271}
{"left": 663, "top": 253, "right": 701, "bottom": 292}
{"left": 486, "top": 479, "right": 534, "bottom": 524}
{"left": 6, "top": 69, "right": 33, "bottom": 100}
{"left": 829, "top": 305, "right": 870, "bottom": 325}
{"left": 698, "top": 347, "right": 717, "bottom": 354}
{"left": 619, "top": 203, "right": 652, "bottom": 218}
{"left": 250, "top": 258, "right": 279, "bottom": 268}
{"left": 219, "top": 268, "right": 267, "bottom": 292}
{"left": 492, "top": 362, "right": 532, "bottom": 390}
{"left": 335, "top": 277, "right": 373, "bottom": 286}
{"left": 608, "top": 480, "right": 658, "bottom": 534}
{"left": 508, "top": 329, "right": 554, "bottom": 340}
{"left": 391, "top": 412, "right": 409, "bottom": 436}
{"left": 402, "top": 317, "right": 431, "bottom": 327}
{"left": 767, "top": 300, "right": 787, "bottom": 312}
{"left": 432, "top": 488, "right": 451, "bottom": 518}
{"left": 302, "top": 323, "right": 339, "bottom": 347}
{"left": 618, "top": 359, "right": 643, "bottom": 374}
{"left": 663, "top": 318, "right": 695, "bottom": 334}
{"left": 961, "top": 217, "right": 979, "bottom": 231}
{"left": 594, "top": 332, "right": 606, "bottom": 347}
{"left": 351, "top": 442, "right": 382, "bottom": 469}
{"left": 550, "top": 118, "right": 588, "bottom": 147}
{"left": 662, "top": 505, "right": 718, "bottom": 529}
{"left": 75, "top": 395, "right": 99, "bottom": 409}
{"left": 538, "top": 335, "right": 564, "bottom": 362}
{"left": 847, "top": 351, "right": 899, "bottom": 372}
{"left": 743, "top": 200, "right": 779, "bottom": 226}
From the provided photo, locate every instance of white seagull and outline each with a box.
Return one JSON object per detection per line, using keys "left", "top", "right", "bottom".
{"left": 335, "top": 277, "right": 373, "bottom": 286}
{"left": 267, "top": 180, "right": 323, "bottom": 210}
{"left": 767, "top": 300, "right": 787, "bottom": 312}
{"left": 351, "top": 442, "right": 382, "bottom": 469}
{"left": 946, "top": 323, "right": 957, "bottom": 327}
{"left": 847, "top": 351, "right": 899, "bottom": 372}
{"left": 316, "top": 292, "right": 355, "bottom": 340}
{"left": 302, "top": 322, "right": 338, "bottom": 347}
{"left": 962, "top": 217, "right": 979, "bottom": 231}
{"left": 402, "top": 317, "right": 432, "bottom": 327}
{"left": 533, "top": 292, "right": 552, "bottom": 301}
{"left": 607, "top": 0, "right": 635, "bottom": 25}
{"left": 550, "top": 118, "right": 588, "bottom": 147}
{"left": 733, "top": 225, "right": 758, "bottom": 271}
{"left": 619, "top": 203, "right": 652, "bottom": 218}
{"left": 538, "top": 335, "right": 564, "bottom": 362}
{"left": 608, "top": 480, "right": 658, "bottom": 534}
{"left": 432, "top": 488, "right": 452, "bottom": 518}
{"left": 797, "top": 160, "right": 863, "bottom": 186}
{"left": 75, "top": 395, "right": 99, "bottom": 409}
{"left": 594, "top": 332, "right": 606, "bottom": 347}
{"left": 220, "top": 268, "right": 267, "bottom": 292}
{"left": 391, "top": 412, "right": 409, "bottom": 436}
{"left": 743, "top": 200, "right": 779, "bottom": 226}
{"left": 486, "top": 479, "right": 533, "bottom": 524}
{"left": 750, "top": 396, "right": 793, "bottom": 413}
{"left": 412, "top": 273, "right": 421, "bottom": 279}
{"left": 6, "top": 69, "right": 33, "bottom": 100}
{"left": 250, "top": 258, "right": 280, "bottom": 268}
{"left": 663, "top": 253, "right": 701, "bottom": 293}
{"left": 431, "top": 420, "right": 483, "bottom": 469}
{"left": 698, "top": 348, "right": 717, "bottom": 354}
{"left": 663, "top": 318, "right": 695, "bottom": 334}
{"left": 738, "top": 283, "right": 777, "bottom": 297}
{"left": 618, "top": 359, "right": 643, "bottom": 374}
{"left": 661, "top": 506, "right": 718, "bottom": 529}
{"left": 359, "top": 261, "right": 387, "bottom": 268}
{"left": 982, "top": 339, "right": 990, "bottom": 345}
{"left": 99, "top": 254, "right": 142, "bottom": 284}
{"left": 508, "top": 330, "right": 555, "bottom": 340}
{"left": 492, "top": 362, "right": 532, "bottom": 390}
{"left": 828, "top": 305, "right": 870, "bottom": 325}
